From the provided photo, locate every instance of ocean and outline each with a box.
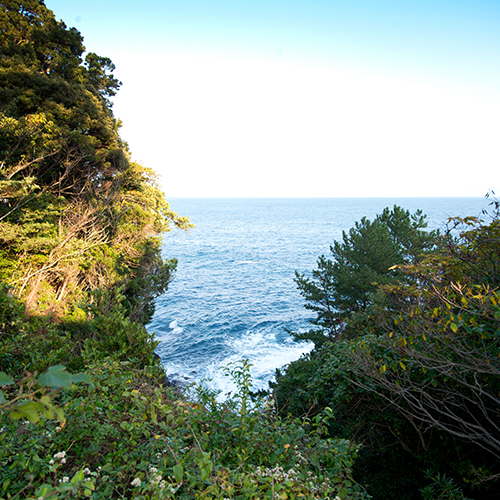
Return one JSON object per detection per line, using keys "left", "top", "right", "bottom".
{"left": 149, "top": 197, "right": 491, "bottom": 396}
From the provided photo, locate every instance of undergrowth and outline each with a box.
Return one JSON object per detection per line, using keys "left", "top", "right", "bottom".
{"left": 0, "top": 358, "right": 369, "bottom": 499}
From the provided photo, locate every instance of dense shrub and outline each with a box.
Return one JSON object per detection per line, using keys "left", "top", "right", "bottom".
{"left": 274, "top": 201, "right": 500, "bottom": 500}
{"left": 1, "top": 359, "right": 369, "bottom": 499}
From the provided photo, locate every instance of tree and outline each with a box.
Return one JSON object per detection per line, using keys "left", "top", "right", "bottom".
{"left": 275, "top": 202, "right": 500, "bottom": 499}
{"left": 0, "top": 0, "right": 191, "bottom": 319}
{"left": 350, "top": 204, "right": 500, "bottom": 461}
{"left": 293, "top": 206, "right": 439, "bottom": 346}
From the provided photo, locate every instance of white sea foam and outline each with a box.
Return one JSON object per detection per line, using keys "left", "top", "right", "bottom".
{"left": 166, "top": 320, "right": 183, "bottom": 334}
{"left": 196, "top": 330, "right": 313, "bottom": 398}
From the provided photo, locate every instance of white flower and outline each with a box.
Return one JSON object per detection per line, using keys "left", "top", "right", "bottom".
{"left": 49, "top": 459, "right": 54, "bottom": 465}
{"left": 131, "top": 477, "right": 142, "bottom": 487}
{"left": 60, "top": 477, "right": 69, "bottom": 483}
{"left": 53, "top": 451, "right": 66, "bottom": 460}
{"left": 83, "top": 467, "right": 91, "bottom": 475}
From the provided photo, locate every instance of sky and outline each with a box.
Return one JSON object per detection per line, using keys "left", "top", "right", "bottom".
{"left": 47, "top": 0, "right": 500, "bottom": 198}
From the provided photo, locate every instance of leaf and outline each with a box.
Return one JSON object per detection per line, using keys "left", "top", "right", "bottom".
{"left": 0, "top": 373, "right": 14, "bottom": 386}
{"left": 450, "top": 323, "right": 458, "bottom": 333}
{"left": 173, "top": 463, "right": 184, "bottom": 483}
{"left": 38, "top": 366, "right": 93, "bottom": 390}
{"left": 72, "top": 469, "right": 85, "bottom": 485}
{"left": 10, "top": 401, "right": 39, "bottom": 423}
{"left": 38, "top": 365, "right": 72, "bottom": 389}
{"left": 120, "top": 421, "right": 132, "bottom": 432}
{"left": 200, "top": 467, "right": 210, "bottom": 481}
{"left": 33, "top": 484, "right": 52, "bottom": 497}
{"left": 55, "top": 407, "right": 65, "bottom": 422}
{"left": 71, "top": 373, "right": 94, "bottom": 389}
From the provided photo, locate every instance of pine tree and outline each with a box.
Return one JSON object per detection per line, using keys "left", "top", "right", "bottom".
{"left": 293, "top": 206, "right": 439, "bottom": 346}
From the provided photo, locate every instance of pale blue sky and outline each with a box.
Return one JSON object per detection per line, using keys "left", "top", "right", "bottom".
{"left": 47, "top": 0, "right": 500, "bottom": 197}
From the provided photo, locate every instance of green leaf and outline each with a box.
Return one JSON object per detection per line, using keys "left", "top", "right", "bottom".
{"left": 173, "top": 463, "right": 184, "bottom": 483}
{"left": 10, "top": 401, "right": 39, "bottom": 423}
{"left": 0, "top": 373, "right": 14, "bottom": 386}
{"left": 120, "top": 421, "right": 131, "bottom": 432}
{"left": 55, "top": 407, "right": 65, "bottom": 422}
{"left": 57, "top": 483, "right": 74, "bottom": 492}
{"left": 71, "top": 372, "right": 94, "bottom": 389}
{"left": 34, "top": 484, "right": 52, "bottom": 497}
{"left": 72, "top": 469, "right": 85, "bottom": 485}
{"left": 38, "top": 365, "right": 72, "bottom": 389}
{"left": 200, "top": 467, "right": 210, "bottom": 481}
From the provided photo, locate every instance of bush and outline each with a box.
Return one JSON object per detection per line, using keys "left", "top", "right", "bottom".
{"left": 0, "top": 359, "right": 370, "bottom": 499}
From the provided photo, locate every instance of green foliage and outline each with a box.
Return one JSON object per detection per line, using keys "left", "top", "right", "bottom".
{"left": 0, "top": 0, "right": 191, "bottom": 321}
{"left": 0, "top": 359, "right": 369, "bottom": 499}
{"left": 0, "top": 364, "right": 92, "bottom": 425}
{"left": 82, "top": 288, "right": 160, "bottom": 366}
{"left": 275, "top": 200, "right": 500, "bottom": 499}
{"left": 420, "top": 471, "right": 472, "bottom": 500}
{"left": 293, "top": 205, "right": 439, "bottom": 346}
{"left": 349, "top": 211, "right": 500, "bottom": 461}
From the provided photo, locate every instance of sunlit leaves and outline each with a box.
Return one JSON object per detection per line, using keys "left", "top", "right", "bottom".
{"left": 1, "top": 365, "right": 93, "bottom": 424}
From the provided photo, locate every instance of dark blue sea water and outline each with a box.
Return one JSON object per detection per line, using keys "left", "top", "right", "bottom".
{"left": 149, "top": 197, "right": 491, "bottom": 396}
